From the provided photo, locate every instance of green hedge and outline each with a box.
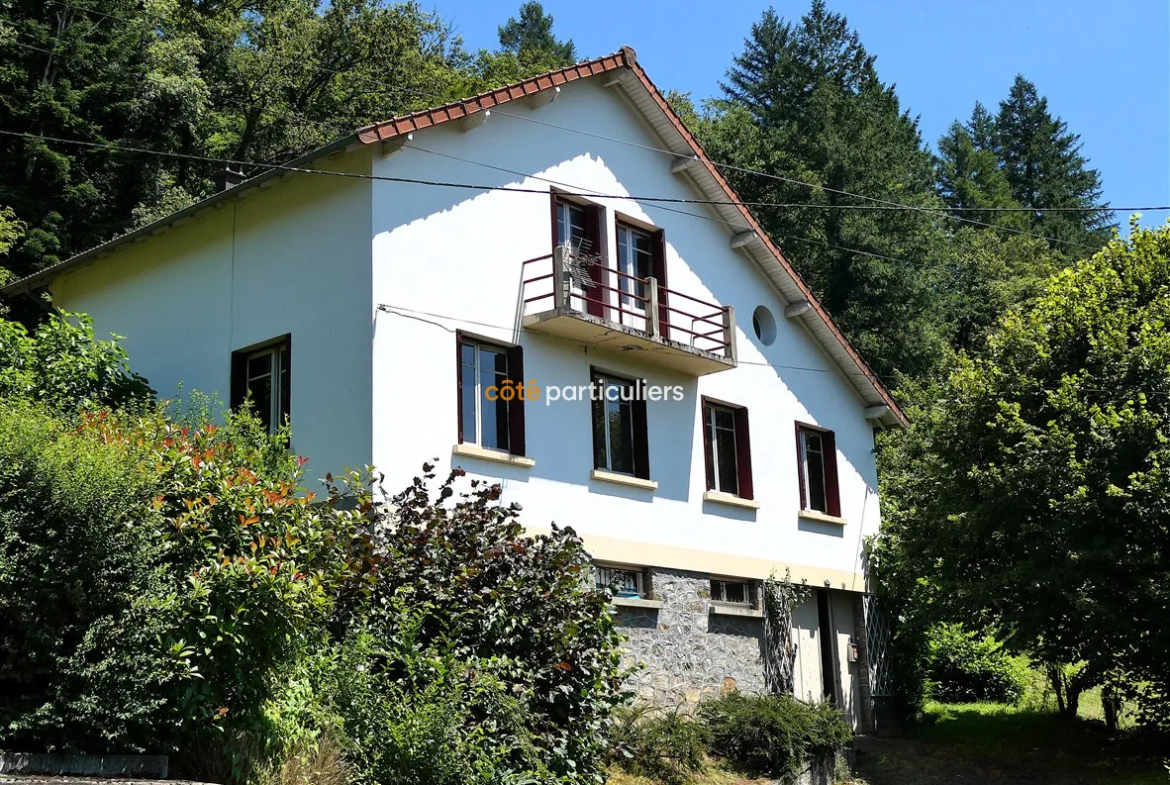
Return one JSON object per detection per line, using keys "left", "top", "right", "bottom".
{"left": 925, "top": 623, "right": 1028, "bottom": 704}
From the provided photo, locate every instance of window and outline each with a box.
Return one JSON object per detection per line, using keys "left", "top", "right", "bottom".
{"left": 591, "top": 369, "right": 649, "bottom": 479}
{"left": 616, "top": 222, "right": 653, "bottom": 307}
{"left": 553, "top": 194, "right": 604, "bottom": 318}
{"left": 702, "top": 398, "right": 753, "bottom": 499}
{"left": 595, "top": 564, "right": 645, "bottom": 598}
{"left": 796, "top": 424, "right": 840, "bottom": 516}
{"left": 556, "top": 198, "right": 588, "bottom": 250}
{"left": 710, "top": 578, "right": 750, "bottom": 606}
{"left": 457, "top": 334, "right": 525, "bottom": 455}
{"left": 231, "top": 336, "right": 290, "bottom": 434}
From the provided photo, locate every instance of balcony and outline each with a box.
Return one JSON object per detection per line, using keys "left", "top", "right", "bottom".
{"left": 521, "top": 248, "right": 737, "bottom": 375}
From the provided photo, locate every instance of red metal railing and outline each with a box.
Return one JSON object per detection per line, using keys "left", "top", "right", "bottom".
{"left": 521, "top": 249, "right": 735, "bottom": 360}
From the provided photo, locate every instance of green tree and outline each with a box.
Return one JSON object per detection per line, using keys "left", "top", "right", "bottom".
{"left": 991, "top": 75, "right": 1113, "bottom": 250}
{"left": 876, "top": 221, "right": 1170, "bottom": 730}
{"left": 935, "top": 118, "right": 1028, "bottom": 231}
{"left": 697, "top": 1, "right": 950, "bottom": 381}
{"left": 0, "top": 0, "right": 177, "bottom": 276}
{"left": 497, "top": 1, "right": 576, "bottom": 68}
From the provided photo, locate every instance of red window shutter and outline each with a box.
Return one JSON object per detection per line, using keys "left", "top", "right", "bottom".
{"left": 651, "top": 230, "right": 669, "bottom": 339}
{"left": 549, "top": 191, "right": 559, "bottom": 253}
{"left": 632, "top": 381, "right": 650, "bottom": 480}
{"left": 701, "top": 398, "right": 715, "bottom": 490}
{"left": 506, "top": 344, "right": 525, "bottom": 456}
{"left": 584, "top": 203, "right": 606, "bottom": 318}
{"left": 735, "top": 406, "right": 754, "bottom": 500}
{"left": 455, "top": 332, "right": 465, "bottom": 444}
{"left": 823, "top": 429, "right": 841, "bottom": 517}
{"left": 230, "top": 350, "right": 247, "bottom": 411}
{"left": 795, "top": 423, "right": 807, "bottom": 509}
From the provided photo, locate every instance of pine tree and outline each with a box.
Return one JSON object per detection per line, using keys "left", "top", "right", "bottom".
{"left": 992, "top": 75, "right": 1113, "bottom": 249}
{"left": 497, "top": 2, "right": 576, "bottom": 69}
{"left": 935, "top": 119, "right": 1028, "bottom": 231}
{"left": 705, "top": 1, "right": 948, "bottom": 380}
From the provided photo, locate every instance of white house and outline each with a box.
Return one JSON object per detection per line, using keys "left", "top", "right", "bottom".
{"left": 2, "top": 48, "right": 903, "bottom": 729}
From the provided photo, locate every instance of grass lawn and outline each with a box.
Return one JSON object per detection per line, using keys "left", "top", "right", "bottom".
{"left": 849, "top": 700, "right": 1167, "bottom": 785}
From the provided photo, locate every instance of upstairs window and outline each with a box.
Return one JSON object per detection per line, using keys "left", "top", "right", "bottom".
{"left": 457, "top": 334, "right": 525, "bottom": 456}
{"left": 796, "top": 423, "right": 840, "bottom": 516}
{"left": 591, "top": 369, "right": 649, "bottom": 479}
{"left": 231, "top": 336, "right": 290, "bottom": 434}
{"left": 702, "top": 398, "right": 753, "bottom": 499}
{"left": 616, "top": 222, "right": 653, "bottom": 306}
{"left": 553, "top": 194, "right": 605, "bottom": 318}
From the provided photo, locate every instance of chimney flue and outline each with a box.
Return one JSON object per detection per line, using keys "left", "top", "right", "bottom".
{"left": 215, "top": 167, "right": 246, "bottom": 192}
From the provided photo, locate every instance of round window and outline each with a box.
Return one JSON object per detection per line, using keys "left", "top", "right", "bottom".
{"left": 752, "top": 305, "right": 777, "bottom": 346}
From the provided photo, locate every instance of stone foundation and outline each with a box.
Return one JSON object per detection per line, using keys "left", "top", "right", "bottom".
{"left": 616, "top": 567, "right": 768, "bottom": 705}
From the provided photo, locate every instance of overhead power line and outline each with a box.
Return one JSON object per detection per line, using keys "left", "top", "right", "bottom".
{"left": 0, "top": 128, "right": 932, "bottom": 272}
{"left": 29, "top": 0, "right": 1143, "bottom": 256}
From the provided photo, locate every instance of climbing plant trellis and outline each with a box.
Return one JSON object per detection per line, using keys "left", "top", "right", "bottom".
{"left": 862, "top": 593, "right": 893, "bottom": 697}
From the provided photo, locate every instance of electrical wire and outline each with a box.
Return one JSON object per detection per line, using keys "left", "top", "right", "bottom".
{"left": 32, "top": 0, "right": 1153, "bottom": 256}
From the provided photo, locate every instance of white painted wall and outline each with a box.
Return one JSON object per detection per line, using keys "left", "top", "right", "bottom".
{"left": 370, "top": 78, "right": 881, "bottom": 585}
{"left": 52, "top": 149, "right": 376, "bottom": 478}
{"left": 49, "top": 74, "right": 880, "bottom": 591}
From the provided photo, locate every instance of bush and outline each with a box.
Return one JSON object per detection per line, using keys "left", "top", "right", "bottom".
{"left": 609, "top": 706, "right": 709, "bottom": 785}
{"left": 336, "top": 464, "right": 629, "bottom": 782}
{"left": 925, "top": 623, "right": 1028, "bottom": 704}
{"left": 697, "top": 693, "right": 851, "bottom": 783}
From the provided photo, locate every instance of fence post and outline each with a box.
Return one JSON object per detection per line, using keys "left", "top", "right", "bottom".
{"left": 723, "top": 305, "right": 736, "bottom": 361}
{"left": 646, "top": 276, "right": 660, "bottom": 339}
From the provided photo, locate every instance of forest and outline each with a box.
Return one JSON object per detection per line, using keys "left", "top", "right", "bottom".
{"left": 1, "top": 0, "right": 1167, "bottom": 782}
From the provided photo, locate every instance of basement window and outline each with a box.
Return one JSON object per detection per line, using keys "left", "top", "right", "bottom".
{"left": 595, "top": 564, "right": 645, "bottom": 598}
{"left": 710, "top": 578, "right": 750, "bottom": 606}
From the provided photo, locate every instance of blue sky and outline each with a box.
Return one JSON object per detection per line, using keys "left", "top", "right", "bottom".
{"left": 446, "top": 0, "right": 1169, "bottom": 232}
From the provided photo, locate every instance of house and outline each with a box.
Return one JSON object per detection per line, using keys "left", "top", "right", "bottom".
{"left": 1, "top": 47, "right": 903, "bottom": 730}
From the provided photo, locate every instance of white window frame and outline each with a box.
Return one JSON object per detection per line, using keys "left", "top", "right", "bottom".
{"left": 616, "top": 222, "right": 652, "bottom": 310}
{"left": 707, "top": 403, "right": 739, "bottom": 495}
{"left": 460, "top": 338, "right": 510, "bottom": 453}
{"left": 800, "top": 427, "right": 829, "bottom": 513}
{"left": 246, "top": 343, "right": 287, "bottom": 434}
{"left": 710, "top": 577, "right": 752, "bottom": 607}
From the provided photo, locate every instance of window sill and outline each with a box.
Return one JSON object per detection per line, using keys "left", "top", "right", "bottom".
{"left": 452, "top": 443, "right": 536, "bottom": 468}
{"left": 612, "top": 596, "right": 664, "bottom": 610}
{"left": 799, "top": 509, "right": 847, "bottom": 526}
{"left": 591, "top": 469, "right": 658, "bottom": 491}
{"left": 710, "top": 603, "right": 763, "bottom": 619}
{"left": 703, "top": 491, "right": 761, "bottom": 510}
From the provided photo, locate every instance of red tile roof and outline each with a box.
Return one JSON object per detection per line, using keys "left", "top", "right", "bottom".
{"left": 357, "top": 48, "right": 635, "bottom": 145}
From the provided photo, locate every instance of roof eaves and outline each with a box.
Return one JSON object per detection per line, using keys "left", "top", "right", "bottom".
{"left": 621, "top": 60, "right": 907, "bottom": 426}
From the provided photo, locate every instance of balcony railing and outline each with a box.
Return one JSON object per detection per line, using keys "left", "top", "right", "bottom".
{"left": 520, "top": 247, "right": 737, "bottom": 375}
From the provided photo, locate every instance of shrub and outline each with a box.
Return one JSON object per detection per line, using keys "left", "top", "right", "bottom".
{"left": 0, "top": 312, "right": 152, "bottom": 411}
{"left": 925, "top": 623, "right": 1028, "bottom": 704}
{"left": 336, "top": 464, "right": 630, "bottom": 782}
{"left": 698, "top": 693, "right": 851, "bottom": 783}
{"left": 609, "top": 706, "right": 709, "bottom": 785}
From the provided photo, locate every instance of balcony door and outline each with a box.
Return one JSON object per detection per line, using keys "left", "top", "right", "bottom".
{"left": 615, "top": 222, "right": 654, "bottom": 331}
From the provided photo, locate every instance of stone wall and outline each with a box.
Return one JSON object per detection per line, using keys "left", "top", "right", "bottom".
{"left": 616, "top": 567, "right": 768, "bottom": 705}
